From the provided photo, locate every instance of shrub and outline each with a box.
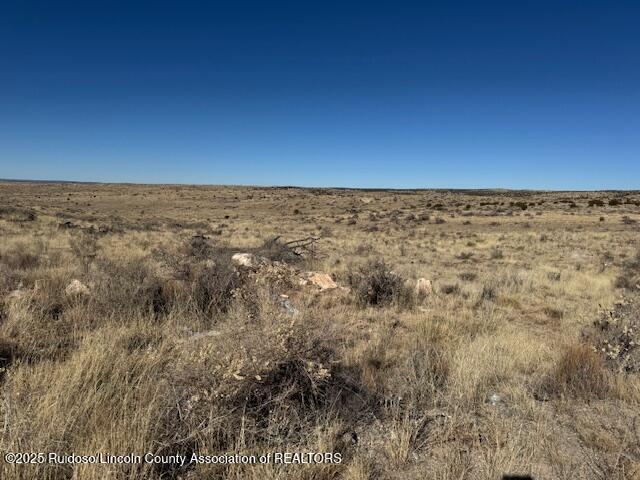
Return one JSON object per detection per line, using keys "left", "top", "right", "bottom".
{"left": 547, "top": 271, "right": 561, "bottom": 281}
{"left": 490, "top": 248, "right": 504, "bottom": 260}
{"left": 479, "top": 284, "right": 496, "bottom": 301}
{"left": 159, "top": 310, "right": 368, "bottom": 466}
{"left": 189, "top": 261, "right": 243, "bottom": 318}
{"left": 614, "top": 274, "right": 633, "bottom": 289}
{"left": 459, "top": 272, "right": 477, "bottom": 282}
{"left": 537, "top": 344, "right": 610, "bottom": 400}
{"left": 93, "top": 258, "right": 176, "bottom": 318}
{"left": 347, "top": 260, "right": 414, "bottom": 308}
{"left": 440, "top": 283, "right": 460, "bottom": 295}
{"left": 255, "top": 236, "right": 305, "bottom": 265}
{"left": 187, "top": 235, "right": 215, "bottom": 260}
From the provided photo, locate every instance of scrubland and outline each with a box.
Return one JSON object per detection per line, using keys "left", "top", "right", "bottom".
{"left": 0, "top": 181, "right": 639, "bottom": 479}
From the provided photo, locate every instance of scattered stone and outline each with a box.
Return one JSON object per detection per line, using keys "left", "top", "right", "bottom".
{"left": 299, "top": 271, "right": 338, "bottom": 291}
{"left": 415, "top": 277, "right": 433, "bottom": 296}
{"left": 65, "top": 279, "right": 90, "bottom": 296}
{"left": 487, "top": 392, "right": 504, "bottom": 406}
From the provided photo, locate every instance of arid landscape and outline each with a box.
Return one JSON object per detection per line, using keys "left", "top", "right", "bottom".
{"left": 1, "top": 181, "right": 639, "bottom": 479}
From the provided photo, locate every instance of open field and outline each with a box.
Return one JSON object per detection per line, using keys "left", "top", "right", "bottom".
{"left": 1, "top": 181, "right": 639, "bottom": 479}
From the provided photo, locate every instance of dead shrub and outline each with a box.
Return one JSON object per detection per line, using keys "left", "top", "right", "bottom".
{"left": 490, "top": 248, "right": 504, "bottom": 260}
{"left": 187, "top": 235, "right": 215, "bottom": 260}
{"left": 586, "top": 300, "right": 640, "bottom": 373}
{"left": 93, "top": 258, "right": 176, "bottom": 318}
{"left": 537, "top": 344, "right": 610, "bottom": 401}
{"left": 254, "top": 236, "right": 308, "bottom": 266}
{"left": 440, "top": 283, "right": 460, "bottom": 295}
{"left": 347, "top": 260, "right": 415, "bottom": 308}
{"left": 459, "top": 272, "right": 477, "bottom": 282}
{"left": 159, "top": 311, "right": 369, "bottom": 464}
{"left": 189, "top": 261, "right": 243, "bottom": 319}
{"left": 479, "top": 284, "right": 497, "bottom": 302}
{"left": 457, "top": 251, "right": 474, "bottom": 260}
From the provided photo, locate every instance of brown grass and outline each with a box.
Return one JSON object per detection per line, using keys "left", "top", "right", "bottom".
{"left": 538, "top": 344, "right": 611, "bottom": 401}
{"left": 0, "top": 182, "right": 639, "bottom": 479}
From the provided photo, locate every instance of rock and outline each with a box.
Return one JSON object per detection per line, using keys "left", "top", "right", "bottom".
{"left": 415, "top": 278, "right": 433, "bottom": 296}
{"left": 274, "top": 293, "right": 299, "bottom": 316}
{"left": 232, "top": 253, "right": 257, "bottom": 268}
{"left": 231, "top": 253, "right": 269, "bottom": 269}
{"left": 299, "top": 271, "right": 338, "bottom": 291}
{"left": 65, "top": 279, "right": 90, "bottom": 296}
{"left": 487, "top": 392, "right": 504, "bottom": 406}
{"left": 280, "top": 298, "right": 299, "bottom": 316}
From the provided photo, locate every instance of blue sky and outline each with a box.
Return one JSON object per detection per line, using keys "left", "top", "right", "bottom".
{"left": 1, "top": 0, "right": 638, "bottom": 189}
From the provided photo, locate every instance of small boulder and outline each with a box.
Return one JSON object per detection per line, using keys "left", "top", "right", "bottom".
{"left": 415, "top": 278, "right": 433, "bottom": 296}
{"left": 65, "top": 279, "right": 90, "bottom": 296}
{"left": 299, "top": 271, "right": 338, "bottom": 291}
{"left": 231, "top": 253, "right": 269, "bottom": 269}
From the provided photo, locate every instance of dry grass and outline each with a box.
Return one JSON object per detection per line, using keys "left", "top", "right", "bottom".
{"left": 0, "top": 182, "right": 639, "bottom": 479}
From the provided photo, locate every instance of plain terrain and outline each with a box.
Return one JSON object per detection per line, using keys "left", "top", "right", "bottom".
{"left": 1, "top": 181, "right": 639, "bottom": 479}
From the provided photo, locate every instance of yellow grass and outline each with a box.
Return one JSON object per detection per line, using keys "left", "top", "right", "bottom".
{"left": 0, "top": 182, "right": 639, "bottom": 479}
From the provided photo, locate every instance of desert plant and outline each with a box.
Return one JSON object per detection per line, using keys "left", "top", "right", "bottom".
{"left": 347, "top": 260, "right": 414, "bottom": 308}
{"left": 537, "top": 344, "right": 610, "bottom": 401}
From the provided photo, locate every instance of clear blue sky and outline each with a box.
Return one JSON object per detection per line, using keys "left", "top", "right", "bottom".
{"left": 1, "top": 1, "right": 638, "bottom": 189}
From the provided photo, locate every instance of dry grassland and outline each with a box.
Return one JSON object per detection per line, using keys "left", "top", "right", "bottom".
{"left": 0, "top": 181, "right": 639, "bottom": 479}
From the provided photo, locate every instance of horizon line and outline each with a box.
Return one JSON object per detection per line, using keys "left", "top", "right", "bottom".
{"left": 0, "top": 177, "right": 638, "bottom": 194}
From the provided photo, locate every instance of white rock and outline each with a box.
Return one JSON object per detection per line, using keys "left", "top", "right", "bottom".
{"left": 231, "top": 253, "right": 268, "bottom": 269}
{"left": 231, "top": 253, "right": 257, "bottom": 268}
{"left": 299, "top": 271, "right": 338, "bottom": 291}
{"left": 65, "top": 279, "right": 90, "bottom": 296}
